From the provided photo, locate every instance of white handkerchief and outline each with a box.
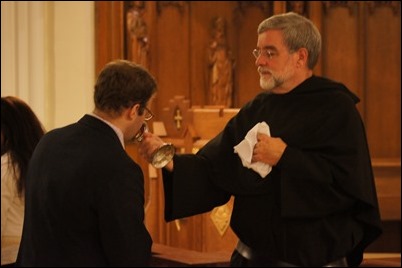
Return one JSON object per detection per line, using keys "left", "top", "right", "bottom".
{"left": 233, "top": 122, "right": 272, "bottom": 178}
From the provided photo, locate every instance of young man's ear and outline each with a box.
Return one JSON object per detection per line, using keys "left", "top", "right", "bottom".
{"left": 128, "top": 103, "right": 141, "bottom": 119}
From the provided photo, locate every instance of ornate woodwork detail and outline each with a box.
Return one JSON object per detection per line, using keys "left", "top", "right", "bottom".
{"left": 322, "top": 1, "right": 359, "bottom": 16}
{"left": 160, "top": 96, "right": 192, "bottom": 138}
{"left": 286, "top": 1, "right": 308, "bottom": 17}
{"left": 207, "top": 17, "right": 235, "bottom": 108}
{"left": 126, "top": 1, "right": 146, "bottom": 14}
{"left": 366, "top": 1, "right": 401, "bottom": 15}
{"left": 126, "top": 1, "right": 149, "bottom": 67}
{"left": 235, "top": 1, "right": 273, "bottom": 16}
{"left": 210, "top": 204, "right": 232, "bottom": 236}
{"left": 157, "top": 1, "right": 187, "bottom": 16}
{"left": 173, "top": 107, "right": 183, "bottom": 130}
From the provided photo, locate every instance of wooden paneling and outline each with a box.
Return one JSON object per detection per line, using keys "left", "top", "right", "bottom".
{"left": 154, "top": 2, "right": 191, "bottom": 117}
{"left": 365, "top": 5, "right": 401, "bottom": 158}
{"left": 189, "top": 1, "right": 236, "bottom": 107}
{"left": 321, "top": 2, "right": 401, "bottom": 160}
{"left": 371, "top": 157, "right": 401, "bottom": 252}
{"left": 235, "top": 4, "right": 270, "bottom": 106}
{"left": 372, "top": 158, "right": 401, "bottom": 221}
{"left": 322, "top": 5, "right": 363, "bottom": 101}
{"left": 95, "top": 1, "right": 125, "bottom": 75}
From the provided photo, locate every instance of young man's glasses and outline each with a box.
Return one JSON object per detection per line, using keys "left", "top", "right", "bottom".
{"left": 143, "top": 107, "right": 154, "bottom": 121}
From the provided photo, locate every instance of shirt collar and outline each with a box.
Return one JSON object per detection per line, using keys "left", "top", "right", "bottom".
{"left": 88, "top": 113, "right": 125, "bottom": 149}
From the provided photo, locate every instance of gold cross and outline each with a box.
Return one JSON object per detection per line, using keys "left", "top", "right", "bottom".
{"left": 174, "top": 107, "right": 183, "bottom": 130}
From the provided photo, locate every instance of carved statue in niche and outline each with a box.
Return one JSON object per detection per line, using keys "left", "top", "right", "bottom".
{"left": 208, "top": 17, "right": 235, "bottom": 108}
{"left": 127, "top": 1, "right": 149, "bottom": 68}
{"left": 287, "top": 1, "right": 308, "bottom": 16}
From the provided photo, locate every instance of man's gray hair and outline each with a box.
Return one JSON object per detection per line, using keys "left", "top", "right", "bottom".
{"left": 258, "top": 12, "right": 321, "bottom": 69}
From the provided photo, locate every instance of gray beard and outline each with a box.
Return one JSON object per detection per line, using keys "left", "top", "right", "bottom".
{"left": 260, "top": 76, "right": 282, "bottom": 92}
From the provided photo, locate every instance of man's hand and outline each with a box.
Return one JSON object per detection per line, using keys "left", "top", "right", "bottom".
{"left": 252, "top": 133, "right": 287, "bottom": 166}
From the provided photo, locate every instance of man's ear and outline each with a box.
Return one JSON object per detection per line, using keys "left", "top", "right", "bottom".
{"left": 297, "top": 48, "right": 308, "bottom": 67}
{"left": 128, "top": 103, "right": 141, "bottom": 119}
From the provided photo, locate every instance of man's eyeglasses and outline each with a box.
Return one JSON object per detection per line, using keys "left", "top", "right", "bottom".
{"left": 252, "top": 48, "right": 277, "bottom": 59}
{"left": 143, "top": 107, "right": 154, "bottom": 121}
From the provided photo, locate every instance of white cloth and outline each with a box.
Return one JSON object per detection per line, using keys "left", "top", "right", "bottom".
{"left": 233, "top": 122, "right": 272, "bottom": 178}
{"left": 1, "top": 154, "right": 24, "bottom": 265}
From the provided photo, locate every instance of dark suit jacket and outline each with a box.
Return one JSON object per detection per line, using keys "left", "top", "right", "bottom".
{"left": 16, "top": 115, "right": 152, "bottom": 267}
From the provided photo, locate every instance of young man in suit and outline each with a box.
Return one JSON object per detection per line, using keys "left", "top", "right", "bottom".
{"left": 17, "top": 60, "right": 156, "bottom": 266}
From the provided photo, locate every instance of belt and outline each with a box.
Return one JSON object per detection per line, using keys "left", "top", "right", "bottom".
{"left": 235, "top": 240, "right": 348, "bottom": 267}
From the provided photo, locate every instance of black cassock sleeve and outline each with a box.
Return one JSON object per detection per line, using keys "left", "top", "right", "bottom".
{"left": 162, "top": 154, "right": 231, "bottom": 221}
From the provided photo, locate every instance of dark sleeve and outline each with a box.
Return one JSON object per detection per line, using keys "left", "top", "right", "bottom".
{"left": 162, "top": 154, "right": 231, "bottom": 221}
{"left": 161, "top": 97, "right": 271, "bottom": 221}
{"left": 96, "top": 163, "right": 152, "bottom": 266}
